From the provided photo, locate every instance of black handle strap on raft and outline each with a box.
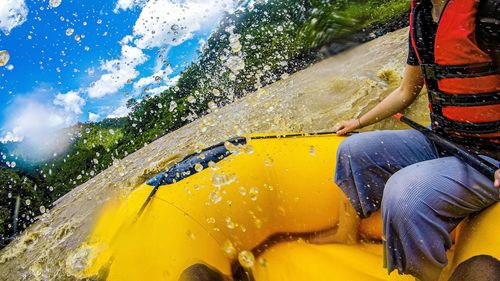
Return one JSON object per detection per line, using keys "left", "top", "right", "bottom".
{"left": 137, "top": 174, "right": 165, "bottom": 218}
{"left": 393, "top": 113, "right": 497, "bottom": 179}
{"left": 249, "top": 130, "right": 359, "bottom": 140}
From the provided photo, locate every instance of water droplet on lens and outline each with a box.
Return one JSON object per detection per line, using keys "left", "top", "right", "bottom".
{"left": 0, "top": 50, "right": 10, "bottom": 67}
{"left": 238, "top": 186, "right": 246, "bottom": 196}
{"left": 208, "top": 101, "right": 217, "bottom": 110}
{"left": 225, "top": 217, "right": 236, "bottom": 229}
{"left": 169, "top": 101, "right": 177, "bottom": 112}
{"left": 194, "top": 163, "right": 203, "bottom": 172}
{"left": 238, "top": 251, "right": 255, "bottom": 268}
{"left": 263, "top": 157, "right": 274, "bottom": 166}
{"left": 49, "top": 0, "right": 62, "bottom": 8}
{"left": 258, "top": 257, "right": 268, "bottom": 268}
{"left": 208, "top": 161, "right": 218, "bottom": 171}
{"left": 209, "top": 190, "right": 222, "bottom": 204}
{"left": 222, "top": 240, "right": 236, "bottom": 258}
{"left": 186, "top": 230, "right": 196, "bottom": 240}
{"left": 217, "top": 173, "right": 236, "bottom": 187}
{"left": 249, "top": 187, "right": 258, "bottom": 201}
{"left": 243, "top": 144, "right": 254, "bottom": 154}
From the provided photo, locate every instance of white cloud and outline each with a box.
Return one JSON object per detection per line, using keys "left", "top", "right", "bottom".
{"left": 120, "top": 35, "right": 134, "bottom": 45}
{"left": 170, "top": 74, "right": 180, "bottom": 85}
{"left": 0, "top": 127, "right": 23, "bottom": 143}
{"left": 146, "top": 85, "right": 170, "bottom": 96}
{"left": 2, "top": 99, "right": 74, "bottom": 137}
{"left": 198, "top": 38, "right": 208, "bottom": 52}
{"left": 114, "top": 0, "right": 145, "bottom": 12}
{"left": 138, "top": 72, "right": 179, "bottom": 96}
{"left": 133, "top": 66, "right": 173, "bottom": 89}
{"left": 0, "top": 0, "right": 28, "bottom": 35}
{"left": 0, "top": 95, "right": 76, "bottom": 160}
{"left": 133, "top": 75, "right": 158, "bottom": 90}
{"left": 82, "top": 0, "right": 236, "bottom": 101}
{"left": 53, "top": 91, "right": 86, "bottom": 114}
{"left": 88, "top": 112, "right": 100, "bottom": 122}
{"left": 133, "top": 0, "right": 236, "bottom": 49}
{"left": 86, "top": 45, "right": 148, "bottom": 98}
{"left": 107, "top": 105, "right": 131, "bottom": 119}
{"left": 152, "top": 46, "right": 171, "bottom": 72}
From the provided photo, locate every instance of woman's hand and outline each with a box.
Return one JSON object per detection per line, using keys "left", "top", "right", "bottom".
{"left": 335, "top": 119, "right": 361, "bottom": 136}
{"left": 495, "top": 169, "right": 500, "bottom": 188}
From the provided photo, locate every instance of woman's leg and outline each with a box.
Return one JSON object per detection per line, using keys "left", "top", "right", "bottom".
{"left": 335, "top": 130, "right": 439, "bottom": 218}
{"left": 382, "top": 157, "right": 499, "bottom": 281}
{"left": 311, "top": 130, "right": 439, "bottom": 244}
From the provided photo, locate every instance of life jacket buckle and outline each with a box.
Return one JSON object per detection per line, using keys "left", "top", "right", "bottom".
{"left": 422, "top": 64, "right": 437, "bottom": 80}
{"left": 429, "top": 90, "right": 445, "bottom": 104}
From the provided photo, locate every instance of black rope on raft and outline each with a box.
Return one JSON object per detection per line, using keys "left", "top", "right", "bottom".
{"left": 249, "top": 131, "right": 358, "bottom": 140}
{"left": 136, "top": 173, "right": 166, "bottom": 218}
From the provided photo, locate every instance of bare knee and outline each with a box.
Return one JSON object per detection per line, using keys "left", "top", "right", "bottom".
{"left": 179, "top": 263, "right": 231, "bottom": 281}
{"left": 448, "top": 255, "right": 500, "bottom": 281}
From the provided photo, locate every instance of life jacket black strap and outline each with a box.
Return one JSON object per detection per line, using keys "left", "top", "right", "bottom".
{"left": 431, "top": 113, "right": 500, "bottom": 134}
{"left": 428, "top": 89, "right": 500, "bottom": 106}
{"left": 421, "top": 62, "right": 499, "bottom": 80}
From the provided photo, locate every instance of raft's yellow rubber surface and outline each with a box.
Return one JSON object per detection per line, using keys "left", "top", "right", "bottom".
{"left": 83, "top": 132, "right": 500, "bottom": 281}
{"left": 253, "top": 242, "right": 414, "bottom": 281}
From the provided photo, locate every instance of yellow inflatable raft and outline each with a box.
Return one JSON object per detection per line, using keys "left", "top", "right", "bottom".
{"left": 83, "top": 132, "right": 500, "bottom": 281}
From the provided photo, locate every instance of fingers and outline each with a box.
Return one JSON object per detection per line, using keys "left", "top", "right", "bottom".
{"left": 334, "top": 122, "right": 343, "bottom": 131}
{"left": 336, "top": 120, "right": 356, "bottom": 135}
{"left": 337, "top": 127, "right": 349, "bottom": 136}
{"left": 337, "top": 125, "right": 351, "bottom": 136}
{"left": 494, "top": 169, "right": 500, "bottom": 188}
{"left": 336, "top": 119, "right": 360, "bottom": 135}
{"left": 335, "top": 122, "right": 346, "bottom": 135}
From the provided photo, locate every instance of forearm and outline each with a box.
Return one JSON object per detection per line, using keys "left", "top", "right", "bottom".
{"left": 359, "top": 87, "right": 415, "bottom": 127}
{"left": 359, "top": 65, "right": 424, "bottom": 127}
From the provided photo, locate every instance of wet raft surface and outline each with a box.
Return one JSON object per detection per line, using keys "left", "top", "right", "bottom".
{"left": 0, "top": 28, "right": 429, "bottom": 280}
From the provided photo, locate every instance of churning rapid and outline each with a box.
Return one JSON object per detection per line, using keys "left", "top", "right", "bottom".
{"left": 0, "top": 28, "right": 429, "bottom": 280}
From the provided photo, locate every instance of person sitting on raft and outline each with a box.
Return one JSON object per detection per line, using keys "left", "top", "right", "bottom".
{"left": 321, "top": 0, "right": 499, "bottom": 280}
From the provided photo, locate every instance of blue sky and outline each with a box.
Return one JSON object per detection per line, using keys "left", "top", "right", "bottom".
{"left": 0, "top": 0, "right": 239, "bottom": 143}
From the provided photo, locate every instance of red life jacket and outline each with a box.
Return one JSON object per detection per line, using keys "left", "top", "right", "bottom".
{"left": 409, "top": 0, "right": 500, "bottom": 144}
